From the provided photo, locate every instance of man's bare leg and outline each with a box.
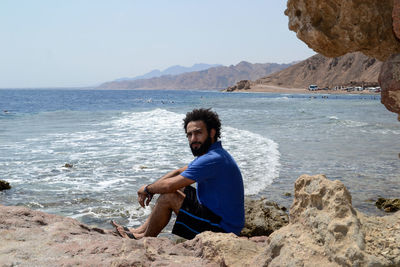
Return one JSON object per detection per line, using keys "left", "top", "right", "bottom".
{"left": 130, "top": 217, "right": 150, "bottom": 234}
{"left": 135, "top": 190, "right": 185, "bottom": 238}
{"left": 126, "top": 188, "right": 185, "bottom": 235}
{"left": 112, "top": 190, "right": 185, "bottom": 239}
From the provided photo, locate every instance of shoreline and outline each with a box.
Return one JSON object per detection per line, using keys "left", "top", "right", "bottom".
{"left": 227, "top": 84, "right": 380, "bottom": 95}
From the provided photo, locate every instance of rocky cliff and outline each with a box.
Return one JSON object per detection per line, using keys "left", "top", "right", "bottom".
{"left": 98, "top": 61, "right": 291, "bottom": 90}
{"left": 285, "top": 0, "right": 400, "bottom": 118}
{"left": 1, "top": 174, "right": 399, "bottom": 266}
{"left": 285, "top": 0, "right": 400, "bottom": 61}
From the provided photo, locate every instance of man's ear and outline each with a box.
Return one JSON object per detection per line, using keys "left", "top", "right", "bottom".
{"left": 210, "top": 128, "right": 216, "bottom": 141}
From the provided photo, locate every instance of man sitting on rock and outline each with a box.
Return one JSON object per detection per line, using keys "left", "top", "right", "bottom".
{"left": 111, "top": 108, "right": 244, "bottom": 240}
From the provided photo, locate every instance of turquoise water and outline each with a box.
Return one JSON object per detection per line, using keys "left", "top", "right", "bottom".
{"left": 0, "top": 89, "right": 399, "bottom": 229}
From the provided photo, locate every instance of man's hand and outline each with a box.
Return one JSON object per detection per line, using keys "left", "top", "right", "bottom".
{"left": 138, "top": 185, "right": 153, "bottom": 208}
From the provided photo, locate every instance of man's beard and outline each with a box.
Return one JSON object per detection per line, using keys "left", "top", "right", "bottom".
{"left": 190, "top": 135, "right": 212, "bottom": 156}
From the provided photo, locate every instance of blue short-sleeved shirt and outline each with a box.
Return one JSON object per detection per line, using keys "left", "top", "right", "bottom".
{"left": 181, "top": 141, "right": 244, "bottom": 235}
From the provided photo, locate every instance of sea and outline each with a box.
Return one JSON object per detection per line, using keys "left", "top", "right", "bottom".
{"left": 0, "top": 89, "right": 399, "bottom": 232}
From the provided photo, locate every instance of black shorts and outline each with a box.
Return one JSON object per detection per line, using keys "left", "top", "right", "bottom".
{"left": 172, "top": 186, "right": 226, "bottom": 240}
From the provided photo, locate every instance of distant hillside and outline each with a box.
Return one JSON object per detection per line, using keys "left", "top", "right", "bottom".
{"left": 115, "top": 63, "right": 221, "bottom": 82}
{"left": 254, "top": 52, "right": 381, "bottom": 89}
{"left": 98, "top": 61, "right": 291, "bottom": 90}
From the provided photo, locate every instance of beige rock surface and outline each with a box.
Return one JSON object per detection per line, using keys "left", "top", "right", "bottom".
{"left": 1, "top": 175, "right": 399, "bottom": 266}
{"left": 0, "top": 205, "right": 265, "bottom": 266}
{"left": 260, "top": 174, "right": 400, "bottom": 266}
{"left": 285, "top": 0, "right": 400, "bottom": 61}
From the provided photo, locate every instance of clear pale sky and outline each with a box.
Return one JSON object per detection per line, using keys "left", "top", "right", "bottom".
{"left": 0, "top": 0, "right": 315, "bottom": 88}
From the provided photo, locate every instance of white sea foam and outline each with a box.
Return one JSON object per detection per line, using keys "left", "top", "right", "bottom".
{"left": 222, "top": 126, "right": 280, "bottom": 195}
{"left": 328, "top": 116, "right": 369, "bottom": 128}
{"left": 2, "top": 109, "right": 281, "bottom": 198}
{"left": 341, "top": 119, "right": 368, "bottom": 128}
{"left": 107, "top": 109, "right": 281, "bottom": 195}
{"left": 275, "top": 96, "right": 290, "bottom": 101}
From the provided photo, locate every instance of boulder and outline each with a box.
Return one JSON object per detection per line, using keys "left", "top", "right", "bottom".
{"left": 0, "top": 179, "right": 11, "bottom": 191}
{"left": 241, "top": 198, "right": 288, "bottom": 237}
{"left": 259, "top": 174, "right": 400, "bottom": 266}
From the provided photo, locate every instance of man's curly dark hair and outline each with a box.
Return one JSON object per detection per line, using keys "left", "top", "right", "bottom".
{"left": 183, "top": 108, "right": 221, "bottom": 140}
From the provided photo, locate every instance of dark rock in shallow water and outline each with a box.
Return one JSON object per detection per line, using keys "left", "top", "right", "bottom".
{"left": 376, "top": 197, "right": 400, "bottom": 212}
{"left": 0, "top": 180, "right": 11, "bottom": 191}
{"left": 64, "top": 163, "right": 73, "bottom": 168}
{"left": 284, "top": 192, "right": 292, "bottom": 197}
{"left": 240, "top": 198, "right": 289, "bottom": 237}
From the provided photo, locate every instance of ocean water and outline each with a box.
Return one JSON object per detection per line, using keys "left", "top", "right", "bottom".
{"left": 0, "top": 89, "right": 399, "bottom": 230}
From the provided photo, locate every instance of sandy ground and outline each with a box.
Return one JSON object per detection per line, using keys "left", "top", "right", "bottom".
{"left": 231, "top": 84, "right": 380, "bottom": 95}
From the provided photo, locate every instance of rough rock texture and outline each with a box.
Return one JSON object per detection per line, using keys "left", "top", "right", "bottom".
{"left": 379, "top": 53, "right": 400, "bottom": 120}
{"left": 394, "top": 0, "right": 400, "bottom": 40}
{"left": 1, "top": 175, "right": 399, "bottom": 266}
{"left": 285, "top": 0, "right": 400, "bottom": 62}
{"left": 260, "top": 174, "right": 400, "bottom": 266}
{"left": 241, "top": 198, "right": 289, "bottom": 237}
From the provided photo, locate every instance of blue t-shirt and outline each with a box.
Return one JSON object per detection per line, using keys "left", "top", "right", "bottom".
{"left": 181, "top": 141, "right": 244, "bottom": 235}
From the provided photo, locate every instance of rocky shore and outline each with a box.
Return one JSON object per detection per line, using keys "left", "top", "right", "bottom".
{"left": 1, "top": 174, "right": 399, "bottom": 266}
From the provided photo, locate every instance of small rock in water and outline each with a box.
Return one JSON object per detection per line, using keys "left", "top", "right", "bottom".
{"left": 283, "top": 192, "right": 292, "bottom": 197}
{"left": 64, "top": 163, "right": 73, "bottom": 168}
{"left": 375, "top": 197, "right": 400, "bottom": 212}
{"left": 0, "top": 180, "right": 11, "bottom": 191}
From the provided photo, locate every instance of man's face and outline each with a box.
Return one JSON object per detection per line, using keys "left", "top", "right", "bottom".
{"left": 186, "top": 120, "right": 214, "bottom": 156}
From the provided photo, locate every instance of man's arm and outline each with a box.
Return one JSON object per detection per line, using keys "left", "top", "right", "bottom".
{"left": 137, "top": 166, "right": 194, "bottom": 207}
{"left": 158, "top": 165, "right": 188, "bottom": 181}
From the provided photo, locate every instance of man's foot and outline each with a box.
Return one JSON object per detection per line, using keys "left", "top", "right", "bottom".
{"left": 110, "top": 220, "right": 136, "bottom": 239}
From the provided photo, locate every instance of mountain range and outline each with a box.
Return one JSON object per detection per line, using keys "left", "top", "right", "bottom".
{"left": 114, "top": 63, "right": 221, "bottom": 82}
{"left": 98, "top": 61, "right": 292, "bottom": 90}
{"left": 98, "top": 52, "right": 381, "bottom": 91}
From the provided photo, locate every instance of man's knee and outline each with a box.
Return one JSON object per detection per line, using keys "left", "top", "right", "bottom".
{"left": 157, "top": 192, "right": 184, "bottom": 209}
